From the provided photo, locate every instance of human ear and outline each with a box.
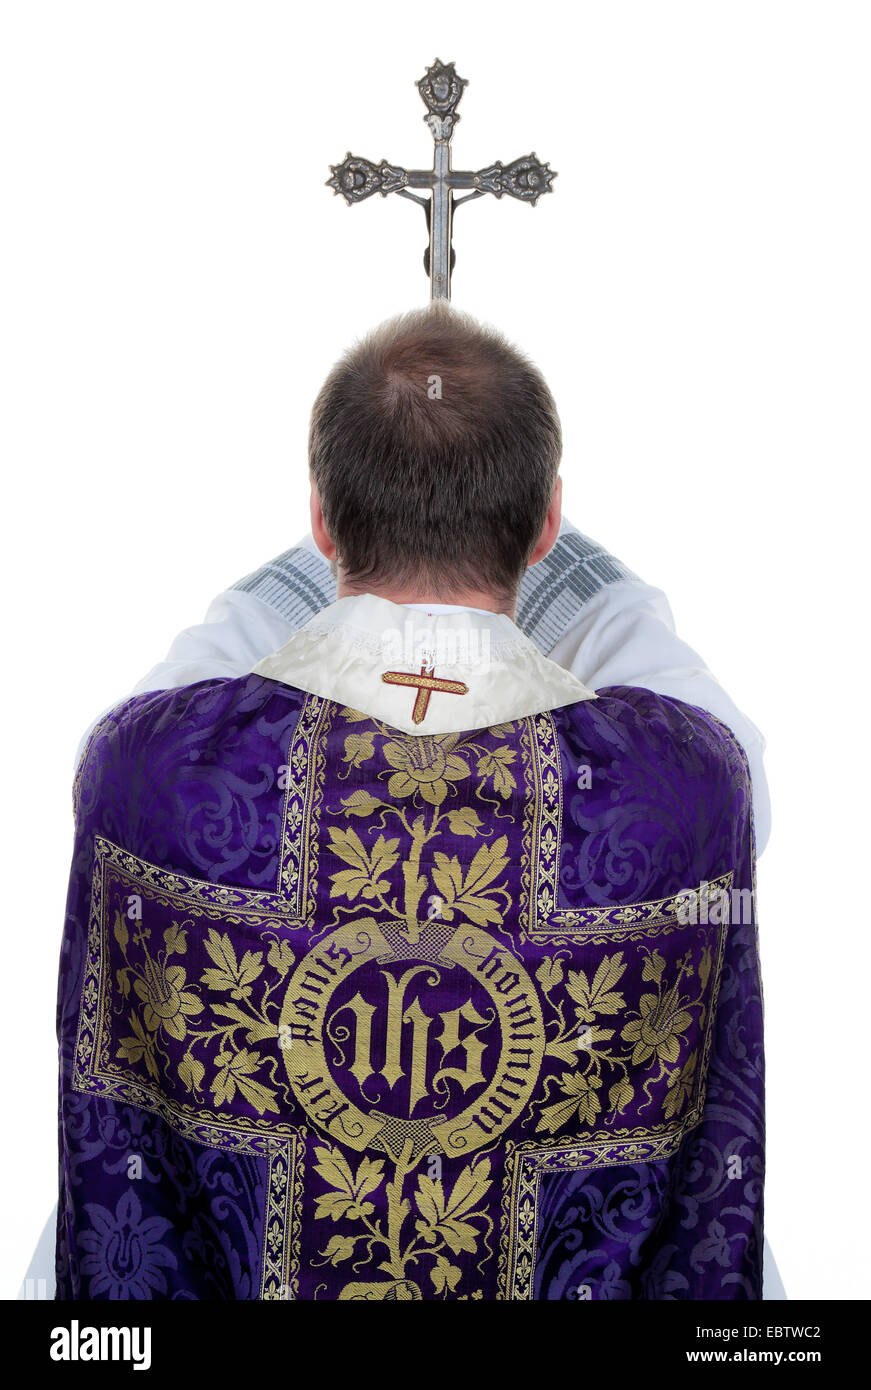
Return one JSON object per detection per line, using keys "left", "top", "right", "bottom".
{"left": 527, "top": 476, "right": 562, "bottom": 567}
{"left": 309, "top": 481, "right": 337, "bottom": 562}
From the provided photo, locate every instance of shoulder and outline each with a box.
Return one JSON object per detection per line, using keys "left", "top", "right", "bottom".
{"left": 549, "top": 685, "right": 754, "bottom": 899}
{"left": 75, "top": 675, "right": 306, "bottom": 808}
{"left": 73, "top": 675, "right": 313, "bottom": 874}
{"left": 554, "top": 684, "right": 752, "bottom": 801}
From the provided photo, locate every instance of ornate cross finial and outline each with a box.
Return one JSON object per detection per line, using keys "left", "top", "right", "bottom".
{"left": 327, "top": 59, "right": 556, "bottom": 301}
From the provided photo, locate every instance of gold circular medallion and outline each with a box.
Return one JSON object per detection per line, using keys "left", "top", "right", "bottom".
{"left": 279, "top": 917, "right": 546, "bottom": 1160}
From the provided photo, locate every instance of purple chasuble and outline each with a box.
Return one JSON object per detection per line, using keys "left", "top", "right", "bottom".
{"left": 56, "top": 675, "right": 763, "bottom": 1300}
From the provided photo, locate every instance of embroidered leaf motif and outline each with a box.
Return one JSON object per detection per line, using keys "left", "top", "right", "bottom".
{"left": 545, "top": 1036, "right": 582, "bottom": 1064}
{"left": 328, "top": 827, "right": 399, "bottom": 901}
{"left": 565, "top": 953, "right": 628, "bottom": 1022}
{"left": 476, "top": 746, "right": 517, "bottom": 797}
{"left": 414, "top": 1161, "right": 492, "bottom": 1255}
{"left": 328, "top": 826, "right": 371, "bottom": 871}
{"left": 663, "top": 1050, "right": 698, "bottom": 1118}
{"left": 200, "top": 929, "right": 264, "bottom": 998}
{"left": 341, "top": 789, "right": 383, "bottom": 817}
{"left": 313, "top": 1146, "right": 357, "bottom": 1195}
{"left": 116, "top": 1013, "right": 148, "bottom": 1064}
{"left": 313, "top": 1144, "right": 385, "bottom": 1223}
{"left": 547, "top": 1023, "right": 615, "bottom": 1064}
{"left": 367, "top": 836, "right": 401, "bottom": 880}
{"left": 536, "top": 1072, "right": 602, "bottom": 1133}
{"left": 431, "top": 1255, "right": 463, "bottom": 1295}
{"left": 163, "top": 922, "right": 188, "bottom": 956}
{"left": 321, "top": 1234, "right": 358, "bottom": 1264}
{"left": 211, "top": 1046, "right": 278, "bottom": 1114}
{"left": 446, "top": 807, "right": 483, "bottom": 837}
{"left": 343, "top": 732, "right": 376, "bottom": 767}
{"left": 211, "top": 999, "right": 279, "bottom": 1045}
{"left": 608, "top": 1077, "right": 634, "bottom": 1112}
{"left": 431, "top": 837, "right": 509, "bottom": 928}
{"left": 116, "top": 1014, "right": 158, "bottom": 1081}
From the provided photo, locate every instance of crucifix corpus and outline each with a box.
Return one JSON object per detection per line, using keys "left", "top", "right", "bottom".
{"left": 327, "top": 59, "right": 557, "bottom": 301}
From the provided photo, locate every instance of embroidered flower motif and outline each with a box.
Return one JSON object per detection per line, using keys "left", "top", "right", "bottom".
{"left": 382, "top": 736, "right": 469, "bottom": 806}
{"left": 621, "top": 990, "right": 693, "bottom": 1066}
{"left": 78, "top": 1190, "right": 176, "bottom": 1299}
{"left": 536, "top": 955, "right": 565, "bottom": 992}
{"left": 133, "top": 957, "right": 202, "bottom": 1042}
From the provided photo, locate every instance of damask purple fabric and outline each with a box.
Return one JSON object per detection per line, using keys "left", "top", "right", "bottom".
{"left": 56, "top": 676, "right": 763, "bottom": 1300}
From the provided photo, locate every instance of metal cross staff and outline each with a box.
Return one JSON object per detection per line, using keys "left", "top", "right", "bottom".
{"left": 327, "top": 59, "right": 556, "bottom": 301}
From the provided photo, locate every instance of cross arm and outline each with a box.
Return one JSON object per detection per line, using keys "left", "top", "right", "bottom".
{"left": 326, "top": 154, "right": 409, "bottom": 203}
{"left": 451, "top": 155, "right": 557, "bottom": 205}
{"left": 327, "top": 153, "right": 556, "bottom": 206}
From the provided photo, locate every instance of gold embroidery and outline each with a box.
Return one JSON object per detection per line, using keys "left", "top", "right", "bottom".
{"left": 381, "top": 663, "right": 469, "bottom": 725}
{"left": 260, "top": 1140, "right": 305, "bottom": 1300}
{"left": 520, "top": 709, "right": 732, "bottom": 941}
{"left": 279, "top": 919, "right": 545, "bottom": 1161}
{"left": 499, "top": 887, "right": 730, "bottom": 1300}
{"left": 278, "top": 693, "right": 333, "bottom": 909}
{"left": 72, "top": 695, "right": 732, "bottom": 1300}
{"left": 316, "top": 1140, "right": 494, "bottom": 1299}
{"left": 499, "top": 1132, "right": 691, "bottom": 1301}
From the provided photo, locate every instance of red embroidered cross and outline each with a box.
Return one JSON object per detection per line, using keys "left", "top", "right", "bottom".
{"left": 381, "top": 663, "right": 469, "bottom": 726}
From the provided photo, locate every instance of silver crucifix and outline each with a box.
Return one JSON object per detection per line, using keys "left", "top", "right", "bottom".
{"left": 327, "top": 59, "right": 556, "bottom": 302}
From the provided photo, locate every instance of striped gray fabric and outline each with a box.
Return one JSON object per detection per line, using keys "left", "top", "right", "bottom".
{"left": 232, "top": 547, "right": 337, "bottom": 632}
{"left": 516, "top": 529, "right": 637, "bottom": 653}
{"left": 232, "top": 529, "right": 636, "bottom": 653}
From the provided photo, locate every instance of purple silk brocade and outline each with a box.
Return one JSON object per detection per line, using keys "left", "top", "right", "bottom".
{"left": 56, "top": 675, "right": 764, "bottom": 1300}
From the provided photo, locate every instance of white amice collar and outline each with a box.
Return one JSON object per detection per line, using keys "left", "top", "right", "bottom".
{"left": 251, "top": 592, "right": 596, "bottom": 736}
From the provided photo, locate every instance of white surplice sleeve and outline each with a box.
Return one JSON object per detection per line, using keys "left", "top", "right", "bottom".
{"left": 131, "top": 533, "right": 333, "bottom": 695}
{"left": 546, "top": 578, "right": 770, "bottom": 852}
{"left": 512, "top": 520, "right": 769, "bottom": 850}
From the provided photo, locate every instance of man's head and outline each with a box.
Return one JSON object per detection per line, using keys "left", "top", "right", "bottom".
{"left": 308, "top": 303, "right": 562, "bottom": 611}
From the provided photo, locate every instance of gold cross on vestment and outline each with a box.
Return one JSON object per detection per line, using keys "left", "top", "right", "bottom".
{"left": 381, "top": 663, "right": 469, "bottom": 725}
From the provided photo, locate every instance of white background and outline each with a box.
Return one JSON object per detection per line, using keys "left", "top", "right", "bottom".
{"left": 1, "top": 0, "right": 868, "bottom": 1299}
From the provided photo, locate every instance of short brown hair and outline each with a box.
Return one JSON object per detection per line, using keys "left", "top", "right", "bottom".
{"left": 308, "top": 303, "right": 561, "bottom": 599}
